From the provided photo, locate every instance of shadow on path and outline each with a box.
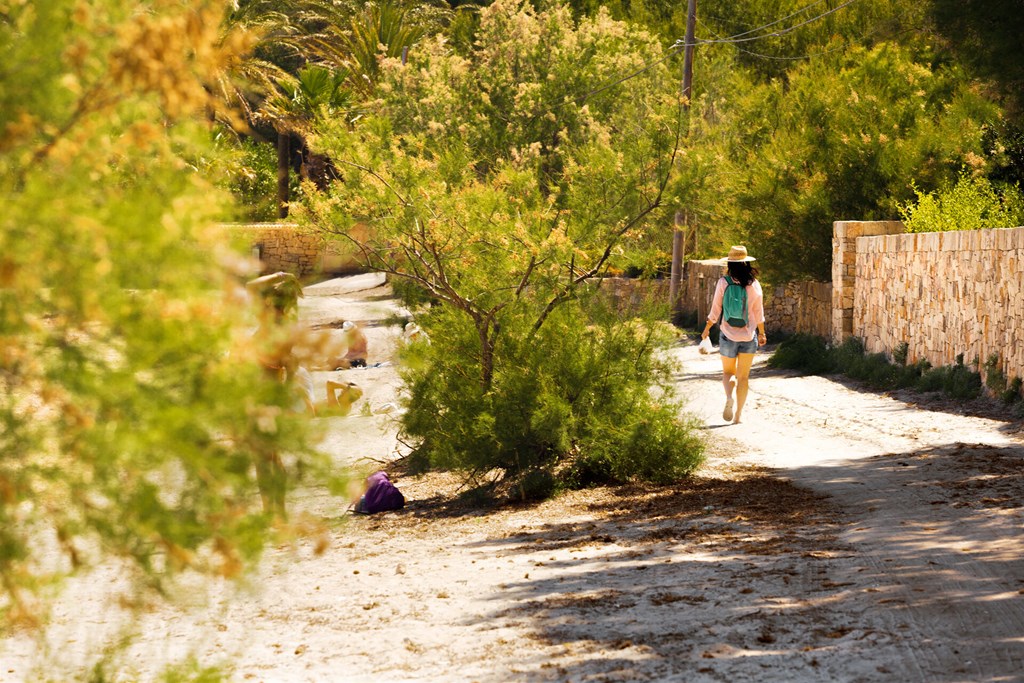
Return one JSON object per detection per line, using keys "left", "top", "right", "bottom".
{"left": 438, "top": 443, "right": 1024, "bottom": 681}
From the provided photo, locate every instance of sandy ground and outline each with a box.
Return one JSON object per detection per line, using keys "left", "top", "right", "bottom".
{"left": 3, "top": 275, "right": 1024, "bottom": 682}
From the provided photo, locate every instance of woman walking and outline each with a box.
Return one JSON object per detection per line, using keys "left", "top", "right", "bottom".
{"left": 700, "top": 246, "right": 767, "bottom": 424}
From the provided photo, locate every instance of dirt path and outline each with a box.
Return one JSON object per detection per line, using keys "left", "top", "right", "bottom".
{"left": 4, "top": 278, "right": 1024, "bottom": 682}
{"left": 672, "top": 346, "right": 1024, "bottom": 682}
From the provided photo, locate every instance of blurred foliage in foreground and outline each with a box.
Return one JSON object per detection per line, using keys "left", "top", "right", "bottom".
{"left": 0, "top": 0, "right": 338, "bottom": 641}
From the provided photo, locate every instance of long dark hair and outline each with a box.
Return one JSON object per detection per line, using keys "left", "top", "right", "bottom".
{"left": 727, "top": 261, "right": 758, "bottom": 287}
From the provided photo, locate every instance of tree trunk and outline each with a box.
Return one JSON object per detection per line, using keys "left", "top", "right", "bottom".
{"left": 478, "top": 321, "right": 495, "bottom": 391}
{"left": 277, "top": 131, "right": 290, "bottom": 219}
{"left": 299, "top": 143, "right": 338, "bottom": 192}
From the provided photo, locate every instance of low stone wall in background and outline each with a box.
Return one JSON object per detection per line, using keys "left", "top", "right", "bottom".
{"left": 223, "top": 223, "right": 363, "bottom": 277}
{"left": 677, "top": 260, "right": 831, "bottom": 338}
{"left": 598, "top": 277, "right": 671, "bottom": 316}
{"left": 681, "top": 259, "right": 726, "bottom": 324}
{"left": 764, "top": 281, "right": 832, "bottom": 338}
{"left": 218, "top": 221, "right": 1024, "bottom": 389}
{"left": 242, "top": 223, "right": 323, "bottom": 276}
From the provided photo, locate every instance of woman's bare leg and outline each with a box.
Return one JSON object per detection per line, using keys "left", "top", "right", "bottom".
{"left": 720, "top": 355, "right": 737, "bottom": 420}
{"left": 732, "top": 352, "right": 756, "bottom": 423}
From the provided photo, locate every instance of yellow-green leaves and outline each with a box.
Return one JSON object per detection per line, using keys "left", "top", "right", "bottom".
{"left": 298, "top": 0, "right": 699, "bottom": 494}
{"left": 1, "top": 0, "right": 329, "bottom": 635}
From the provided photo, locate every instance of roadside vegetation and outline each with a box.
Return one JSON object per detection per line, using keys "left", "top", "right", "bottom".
{"left": 1, "top": 0, "right": 343, "bottom": 637}
{"left": 769, "top": 335, "right": 1024, "bottom": 416}
{"left": 900, "top": 173, "right": 1024, "bottom": 234}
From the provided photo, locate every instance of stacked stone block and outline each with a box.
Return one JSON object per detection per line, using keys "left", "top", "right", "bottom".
{"left": 222, "top": 223, "right": 368, "bottom": 277}
{"left": 763, "top": 281, "right": 832, "bottom": 338}
{"left": 851, "top": 225, "right": 1024, "bottom": 388}
{"left": 220, "top": 223, "right": 324, "bottom": 276}
{"left": 598, "top": 277, "right": 671, "bottom": 316}
{"left": 832, "top": 220, "right": 905, "bottom": 343}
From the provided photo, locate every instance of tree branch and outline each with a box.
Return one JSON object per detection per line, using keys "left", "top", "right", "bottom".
{"left": 335, "top": 159, "right": 413, "bottom": 207}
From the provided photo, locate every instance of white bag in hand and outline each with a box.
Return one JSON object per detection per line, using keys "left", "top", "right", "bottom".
{"left": 698, "top": 336, "right": 713, "bottom": 355}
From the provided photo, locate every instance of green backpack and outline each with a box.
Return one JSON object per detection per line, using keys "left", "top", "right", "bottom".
{"left": 720, "top": 276, "right": 748, "bottom": 327}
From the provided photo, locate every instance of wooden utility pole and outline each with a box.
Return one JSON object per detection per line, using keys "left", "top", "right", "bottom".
{"left": 682, "top": 0, "right": 696, "bottom": 107}
{"left": 669, "top": 0, "right": 697, "bottom": 315}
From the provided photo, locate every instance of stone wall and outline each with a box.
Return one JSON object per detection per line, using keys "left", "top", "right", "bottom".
{"left": 599, "top": 277, "right": 671, "bottom": 315}
{"left": 677, "top": 260, "right": 831, "bottom": 337}
{"left": 832, "top": 220, "right": 905, "bottom": 342}
{"left": 224, "top": 223, "right": 364, "bottom": 277}
{"left": 681, "top": 259, "right": 727, "bottom": 324}
{"left": 763, "top": 281, "right": 832, "bottom": 338}
{"left": 597, "top": 261, "right": 720, "bottom": 321}
{"left": 852, "top": 225, "right": 1024, "bottom": 385}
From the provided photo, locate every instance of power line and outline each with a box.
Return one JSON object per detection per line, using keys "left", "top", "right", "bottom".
{"left": 541, "top": 0, "right": 855, "bottom": 117}
{"left": 576, "top": 48, "right": 683, "bottom": 104}
{"left": 734, "top": 41, "right": 850, "bottom": 61}
{"left": 724, "top": 0, "right": 831, "bottom": 41}
{"left": 535, "top": 0, "right": 859, "bottom": 118}
{"left": 713, "top": 0, "right": 858, "bottom": 44}
{"left": 700, "top": 3, "right": 917, "bottom": 63}
{"left": 698, "top": 15, "right": 848, "bottom": 62}
{"left": 537, "top": 1, "right": 858, "bottom": 116}
{"left": 675, "top": 0, "right": 860, "bottom": 48}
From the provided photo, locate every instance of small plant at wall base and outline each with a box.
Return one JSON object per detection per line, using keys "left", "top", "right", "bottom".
{"left": 1008, "top": 378, "right": 1024, "bottom": 407}
{"left": 892, "top": 342, "right": 910, "bottom": 366}
{"left": 984, "top": 353, "right": 1008, "bottom": 395}
{"left": 984, "top": 354, "right": 1024, "bottom": 407}
{"left": 766, "top": 334, "right": 836, "bottom": 375}
{"left": 672, "top": 309, "right": 700, "bottom": 331}
{"left": 768, "top": 335, "right": 984, "bottom": 400}
{"left": 914, "top": 354, "right": 983, "bottom": 400}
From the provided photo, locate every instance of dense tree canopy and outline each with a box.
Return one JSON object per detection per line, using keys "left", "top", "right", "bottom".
{"left": 260, "top": 0, "right": 1023, "bottom": 282}
{"left": 419, "top": 0, "right": 1011, "bottom": 282}
{"left": 687, "top": 41, "right": 998, "bottom": 280}
{"left": 929, "top": 0, "right": 1024, "bottom": 114}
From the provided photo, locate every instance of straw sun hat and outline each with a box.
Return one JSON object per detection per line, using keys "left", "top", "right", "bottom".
{"left": 720, "top": 245, "right": 756, "bottom": 264}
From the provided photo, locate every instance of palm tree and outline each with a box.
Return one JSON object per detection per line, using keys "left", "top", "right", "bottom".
{"left": 332, "top": 2, "right": 428, "bottom": 96}
{"left": 220, "top": 0, "right": 447, "bottom": 217}
{"left": 271, "top": 64, "right": 355, "bottom": 190}
{"left": 218, "top": 0, "right": 356, "bottom": 217}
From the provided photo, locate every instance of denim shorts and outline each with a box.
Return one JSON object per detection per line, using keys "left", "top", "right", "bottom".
{"left": 719, "top": 335, "right": 758, "bottom": 358}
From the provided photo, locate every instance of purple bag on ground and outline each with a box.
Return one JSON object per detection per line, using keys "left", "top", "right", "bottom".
{"left": 355, "top": 471, "right": 405, "bottom": 514}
